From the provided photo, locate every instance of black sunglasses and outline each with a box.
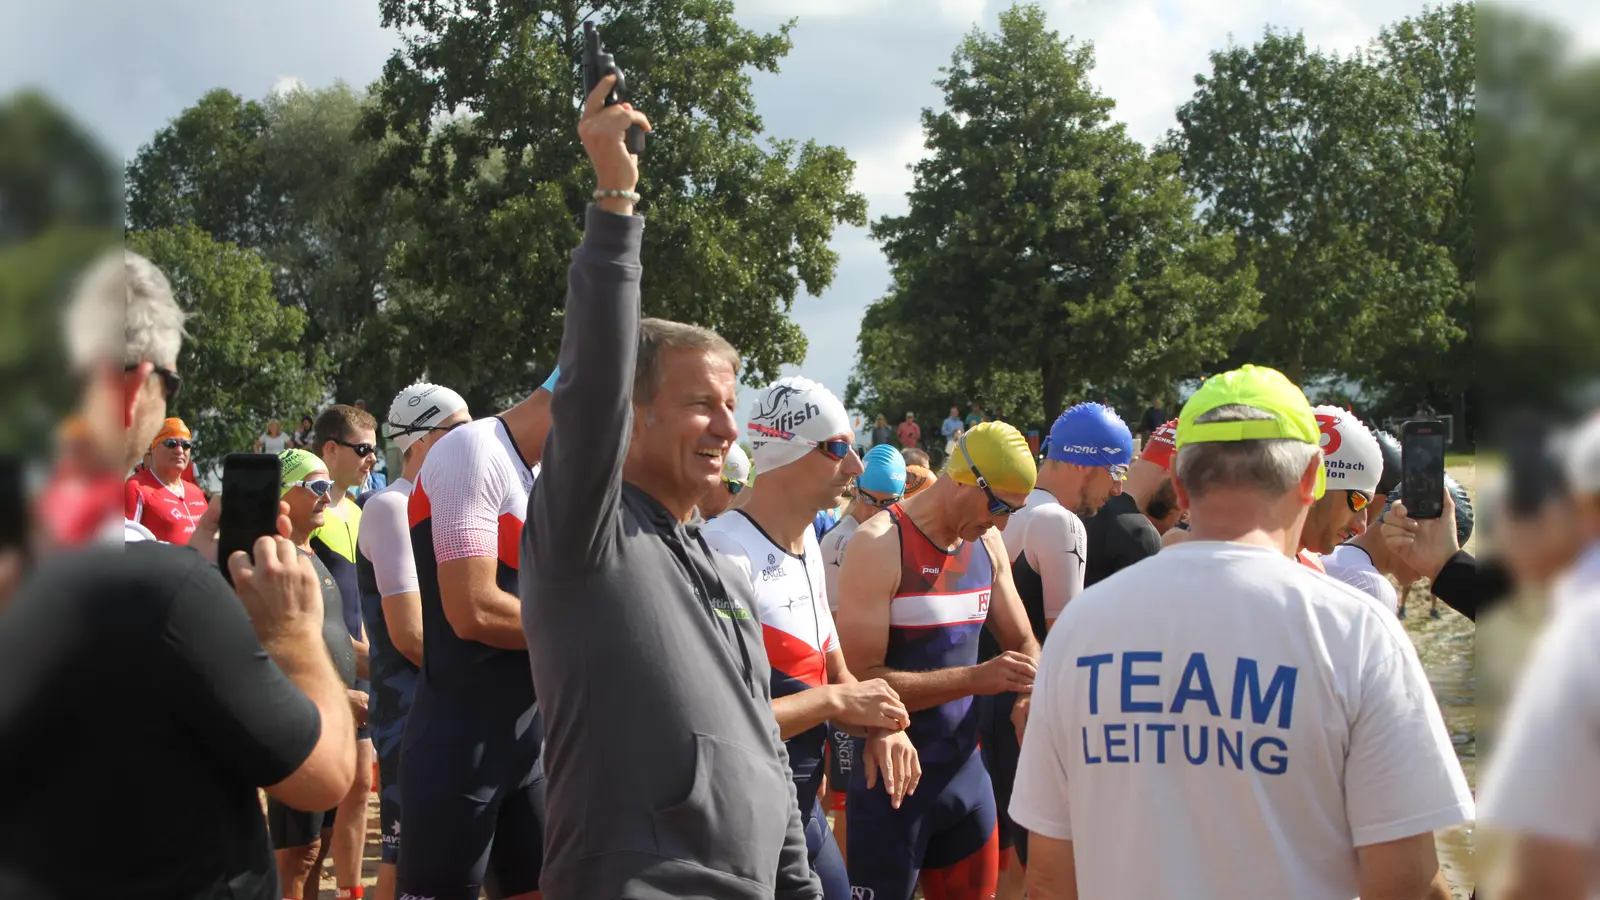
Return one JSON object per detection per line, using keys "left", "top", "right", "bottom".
{"left": 125, "top": 362, "right": 182, "bottom": 400}
{"left": 957, "top": 435, "right": 1024, "bottom": 517}
{"left": 330, "top": 437, "right": 377, "bottom": 458}
{"left": 160, "top": 438, "right": 193, "bottom": 451}
{"left": 856, "top": 488, "right": 901, "bottom": 509}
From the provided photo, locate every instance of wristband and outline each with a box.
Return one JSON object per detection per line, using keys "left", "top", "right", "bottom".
{"left": 594, "top": 189, "right": 640, "bottom": 202}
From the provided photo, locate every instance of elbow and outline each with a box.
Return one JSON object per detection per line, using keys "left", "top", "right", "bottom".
{"left": 442, "top": 601, "right": 486, "bottom": 643}
{"left": 396, "top": 629, "right": 425, "bottom": 668}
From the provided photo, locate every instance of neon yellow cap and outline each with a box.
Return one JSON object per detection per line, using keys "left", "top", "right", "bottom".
{"left": 946, "top": 421, "right": 1037, "bottom": 496}
{"left": 1176, "top": 365, "right": 1325, "bottom": 499}
{"left": 278, "top": 449, "right": 327, "bottom": 497}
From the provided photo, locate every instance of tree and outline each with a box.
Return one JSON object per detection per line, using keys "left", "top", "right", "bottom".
{"left": 1164, "top": 29, "right": 1461, "bottom": 387}
{"left": 126, "top": 224, "right": 333, "bottom": 469}
{"left": 364, "top": 0, "right": 866, "bottom": 410}
{"left": 851, "top": 3, "right": 1258, "bottom": 429}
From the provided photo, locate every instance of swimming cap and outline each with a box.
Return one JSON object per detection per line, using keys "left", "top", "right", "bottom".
{"left": 746, "top": 376, "right": 853, "bottom": 471}
{"left": 278, "top": 448, "right": 327, "bottom": 497}
{"left": 1373, "top": 430, "right": 1402, "bottom": 496}
{"left": 857, "top": 445, "right": 907, "bottom": 497}
{"left": 904, "top": 464, "right": 936, "bottom": 497}
{"left": 1140, "top": 418, "right": 1179, "bottom": 471}
{"left": 1384, "top": 473, "right": 1474, "bottom": 547}
{"left": 386, "top": 382, "right": 468, "bottom": 452}
{"left": 151, "top": 417, "right": 191, "bottom": 448}
{"left": 947, "top": 421, "right": 1037, "bottom": 496}
{"left": 1178, "top": 365, "right": 1324, "bottom": 499}
{"left": 1313, "top": 405, "right": 1383, "bottom": 495}
{"left": 1566, "top": 411, "right": 1600, "bottom": 496}
{"left": 722, "top": 442, "right": 752, "bottom": 487}
{"left": 540, "top": 364, "right": 562, "bottom": 393}
{"left": 1046, "top": 403, "right": 1134, "bottom": 472}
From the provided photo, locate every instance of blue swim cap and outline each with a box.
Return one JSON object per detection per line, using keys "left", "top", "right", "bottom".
{"left": 1045, "top": 403, "right": 1134, "bottom": 470}
{"left": 857, "top": 445, "right": 907, "bottom": 496}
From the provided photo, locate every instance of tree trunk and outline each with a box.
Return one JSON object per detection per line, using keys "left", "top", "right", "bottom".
{"left": 1042, "top": 357, "right": 1065, "bottom": 427}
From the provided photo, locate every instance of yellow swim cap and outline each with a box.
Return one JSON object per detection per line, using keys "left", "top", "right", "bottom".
{"left": 946, "top": 421, "right": 1037, "bottom": 497}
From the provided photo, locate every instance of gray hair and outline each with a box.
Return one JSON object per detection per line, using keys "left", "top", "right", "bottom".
{"left": 65, "top": 250, "right": 187, "bottom": 371}
{"left": 1174, "top": 404, "right": 1321, "bottom": 499}
{"left": 634, "top": 318, "right": 740, "bottom": 405}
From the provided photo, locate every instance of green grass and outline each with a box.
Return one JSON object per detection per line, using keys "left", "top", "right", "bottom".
{"left": 1444, "top": 452, "right": 1476, "bottom": 469}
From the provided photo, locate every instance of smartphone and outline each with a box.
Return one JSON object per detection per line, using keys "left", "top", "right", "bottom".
{"left": 1400, "top": 420, "right": 1448, "bottom": 520}
{"left": 582, "top": 20, "right": 646, "bottom": 155}
{"left": 218, "top": 453, "right": 282, "bottom": 583}
{"left": 0, "top": 455, "right": 27, "bottom": 554}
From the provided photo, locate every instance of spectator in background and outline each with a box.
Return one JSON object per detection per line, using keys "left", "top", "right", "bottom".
{"left": 942, "top": 406, "right": 963, "bottom": 441}
{"left": 965, "top": 403, "right": 985, "bottom": 429}
{"left": 901, "top": 447, "right": 930, "bottom": 470}
{"left": 897, "top": 412, "right": 921, "bottom": 450}
{"left": 945, "top": 426, "right": 965, "bottom": 466}
{"left": 354, "top": 399, "right": 368, "bottom": 413}
{"left": 1415, "top": 399, "right": 1436, "bottom": 419}
{"left": 293, "top": 415, "right": 316, "bottom": 449}
{"left": 1137, "top": 394, "right": 1167, "bottom": 444}
{"left": 256, "top": 419, "right": 292, "bottom": 454}
{"left": 871, "top": 414, "right": 894, "bottom": 447}
{"left": 125, "top": 417, "right": 209, "bottom": 545}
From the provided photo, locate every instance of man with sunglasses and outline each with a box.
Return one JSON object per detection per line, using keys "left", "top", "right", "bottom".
{"left": 696, "top": 441, "right": 752, "bottom": 522}
{"left": 979, "top": 402, "right": 1132, "bottom": 896}
{"left": 836, "top": 421, "right": 1042, "bottom": 900}
{"left": 1295, "top": 406, "right": 1385, "bottom": 573}
{"left": 354, "top": 381, "right": 473, "bottom": 900}
{"left": 124, "top": 417, "right": 209, "bottom": 544}
{"left": 704, "top": 376, "right": 920, "bottom": 899}
{"left": 268, "top": 449, "right": 364, "bottom": 900}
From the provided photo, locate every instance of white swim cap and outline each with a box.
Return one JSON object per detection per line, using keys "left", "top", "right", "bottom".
{"left": 747, "top": 376, "right": 853, "bottom": 472}
{"left": 723, "top": 443, "right": 753, "bottom": 487}
{"left": 1313, "top": 405, "right": 1382, "bottom": 494}
{"left": 1566, "top": 410, "right": 1600, "bottom": 496}
{"left": 387, "top": 382, "right": 468, "bottom": 452}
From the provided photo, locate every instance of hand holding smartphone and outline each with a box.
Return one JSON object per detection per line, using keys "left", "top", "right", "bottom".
{"left": 1400, "top": 420, "right": 1447, "bottom": 520}
{"left": 218, "top": 454, "right": 282, "bottom": 584}
{"left": 582, "top": 21, "right": 646, "bottom": 156}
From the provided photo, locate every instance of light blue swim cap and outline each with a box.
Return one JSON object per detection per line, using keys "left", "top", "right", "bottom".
{"left": 857, "top": 445, "right": 907, "bottom": 497}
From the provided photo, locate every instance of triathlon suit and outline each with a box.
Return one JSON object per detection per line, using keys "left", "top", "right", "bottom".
{"left": 123, "top": 468, "right": 208, "bottom": 544}
{"left": 355, "top": 479, "right": 419, "bottom": 866}
{"left": 267, "top": 550, "right": 358, "bottom": 848}
{"left": 978, "top": 487, "right": 1086, "bottom": 865}
{"left": 1297, "top": 548, "right": 1327, "bottom": 573}
{"left": 702, "top": 511, "right": 849, "bottom": 900}
{"left": 399, "top": 417, "right": 544, "bottom": 900}
{"left": 848, "top": 502, "right": 1000, "bottom": 900}
{"left": 312, "top": 498, "right": 368, "bottom": 740}
{"left": 1320, "top": 543, "right": 1399, "bottom": 613}
{"left": 818, "top": 514, "right": 863, "bottom": 813}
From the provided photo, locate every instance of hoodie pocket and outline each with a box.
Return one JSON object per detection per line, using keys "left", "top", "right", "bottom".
{"left": 653, "top": 732, "right": 788, "bottom": 884}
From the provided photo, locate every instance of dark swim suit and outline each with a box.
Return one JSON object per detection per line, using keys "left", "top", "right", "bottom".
{"left": 847, "top": 502, "right": 1000, "bottom": 900}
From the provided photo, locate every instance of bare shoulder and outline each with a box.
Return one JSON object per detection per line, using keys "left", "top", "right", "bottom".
{"left": 853, "top": 509, "right": 898, "bottom": 543}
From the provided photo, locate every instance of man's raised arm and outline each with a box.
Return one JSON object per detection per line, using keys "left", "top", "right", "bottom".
{"left": 532, "top": 76, "right": 653, "bottom": 574}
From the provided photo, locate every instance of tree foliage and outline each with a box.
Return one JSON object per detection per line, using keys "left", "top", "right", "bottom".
{"left": 363, "top": 0, "right": 867, "bottom": 410}
{"left": 849, "top": 3, "right": 1258, "bottom": 432}
{"left": 126, "top": 225, "right": 333, "bottom": 469}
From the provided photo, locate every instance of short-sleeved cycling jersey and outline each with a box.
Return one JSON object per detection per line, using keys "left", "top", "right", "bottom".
{"left": 400, "top": 417, "right": 545, "bottom": 899}
{"left": 1320, "top": 543, "right": 1398, "bottom": 613}
{"left": 123, "top": 469, "right": 208, "bottom": 545}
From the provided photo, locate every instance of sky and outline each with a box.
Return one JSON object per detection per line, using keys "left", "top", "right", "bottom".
{"left": 4, "top": 0, "right": 1593, "bottom": 432}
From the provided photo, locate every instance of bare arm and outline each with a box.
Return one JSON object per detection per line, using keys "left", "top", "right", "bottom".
{"left": 1023, "top": 835, "right": 1079, "bottom": 900}
{"left": 837, "top": 521, "right": 977, "bottom": 712}
{"left": 1355, "top": 833, "right": 1442, "bottom": 900}
{"left": 381, "top": 592, "right": 425, "bottom": 668}
{"left": 261, "top": 632, "right": 358, "bottom": 811}
{"left": 982, "top": 528, "right": 1041, "bottom": 660}
{"left": 438, "top": 557, "right": 525, "bottom": 650}
{"left": 772, "top": 685, "right": 844, "bottom": 741}
{"left": 352, "top": 619, "right": 370, "bottom": 680}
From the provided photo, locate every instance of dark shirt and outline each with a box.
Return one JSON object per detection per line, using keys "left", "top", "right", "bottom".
{"left": 303, "top": 549, "right": 357, "bottom": 689}
{"left": 1082, "top": 492, "right": 1163, "bottom": 587}
{"left": 0, "top": 543, "right": 321, "bottom": 900}
{"left": 1430, "top": 550, "right": 1512, "bottom": 622}
{"left": 870, "top": 425, "right": 894, "bottom": 447}
{"left": 523, "top": 205, "right": 819, "bottom": 900}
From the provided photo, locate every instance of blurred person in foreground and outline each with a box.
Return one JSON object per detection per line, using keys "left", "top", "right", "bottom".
{"left": 1477, "top": 410, "right": 1600, "bottom": 900}
{"left": 521, "top": 78, "right": 821, "bottom": 899}
{"left": 124, "top": 417, "right": 208, "bottom": 544}
{"left": 0, "top": 250, "right": 356, "bottom": 900}
{"left": 1010, "top": 365, "right": 1471, "bottom": 900}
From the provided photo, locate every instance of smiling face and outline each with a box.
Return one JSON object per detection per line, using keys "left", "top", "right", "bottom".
{"left": 630, "top": 347, "right": 741, "bottom": 506}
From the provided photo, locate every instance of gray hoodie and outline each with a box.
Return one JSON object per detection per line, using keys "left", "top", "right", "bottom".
{"left": 522, "top": 205, "right": 821, "bottom": 900}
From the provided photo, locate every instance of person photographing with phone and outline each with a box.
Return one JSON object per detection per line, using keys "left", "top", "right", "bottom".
{"left": 0, "top": 250, "right": 356, "bottom": 900}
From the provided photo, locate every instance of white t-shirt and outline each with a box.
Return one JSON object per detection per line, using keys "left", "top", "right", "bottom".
{"left": 818, "top": 513, "right": 862, "bottom": 613}
{"left": 1478, "top": 591, "right": 1600, "bottom": 892}
{"left": 1000, "top": 487, "right": 1087, "bottom": 623}
{"left": 357, "top": 477, "right": 416, "bottom": 597}
{"left": 1010, "top": 541, "right": 1474, "bottom": 900}
{"left": 1550, "top": 542, "right": 1600, "bottom": 615}
{"left": 258, "top": 432, "right": 292, "bottom": 454}
{"left": 1320, "top": 543, "right": 1398, "bottom": 613}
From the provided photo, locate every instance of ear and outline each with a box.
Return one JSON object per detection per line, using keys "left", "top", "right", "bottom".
{"left": 1298, "top": 455, "right": 1322, "bottom": 505}
{"left": 1171, "top": 471, "right": 1192, "bottom": 510}
{"left": 122, "top": 362, "right": 151, "bottom": 427}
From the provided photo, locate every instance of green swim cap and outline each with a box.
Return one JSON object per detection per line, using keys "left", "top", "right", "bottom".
{"left": 1176, "top": 365, "right": 1325, "bottom": 499}
{"left": 278, "top": 448, "right": 327, "bottom": 497}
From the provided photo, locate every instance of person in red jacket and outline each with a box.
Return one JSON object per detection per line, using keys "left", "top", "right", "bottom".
{"left": 125, "top": 418, "right": 208, "bottom": 544}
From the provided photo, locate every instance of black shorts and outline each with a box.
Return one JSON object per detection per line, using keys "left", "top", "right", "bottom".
{"left": 395, "top": 692, "right": 545, "bottom": 900}
{"left": 266, "top": 799, "right": 336, "bottom": 850}
{"left": 977, "top": 691, "right": 1026, "bottom": 861}
{"left": 827, "top": 726, "right": 863, "bottom": 799}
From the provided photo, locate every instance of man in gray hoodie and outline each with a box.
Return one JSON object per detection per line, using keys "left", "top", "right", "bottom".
{"left": 520, "top": 76, "right": 821, "bottom": 900}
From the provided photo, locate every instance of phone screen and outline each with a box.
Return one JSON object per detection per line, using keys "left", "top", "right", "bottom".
{"left": 1401, "top": 426, "right": 1446, "bottom": 520}
{"left": 218, "top": 454, "right": 282, "bottom": 583}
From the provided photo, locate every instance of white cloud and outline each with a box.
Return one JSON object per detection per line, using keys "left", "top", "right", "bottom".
{"left": 850, "top": 123, "right": 931, "bottom": 219}
{"left": 269, "top": 75, "right": 306, "bottom": 97}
